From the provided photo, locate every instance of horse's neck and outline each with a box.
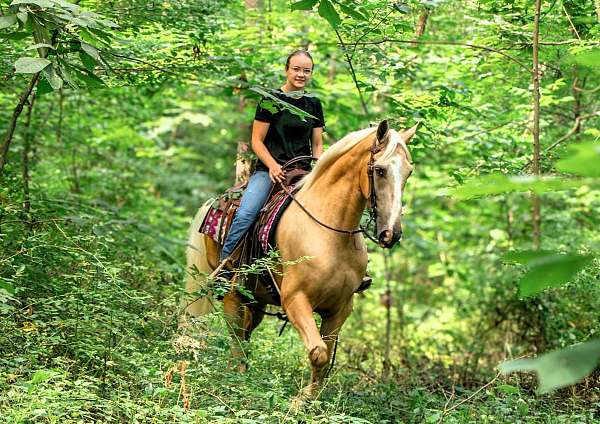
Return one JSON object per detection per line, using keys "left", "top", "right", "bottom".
{"left": 298, "top": 143, "right": 370, "bottom": 232}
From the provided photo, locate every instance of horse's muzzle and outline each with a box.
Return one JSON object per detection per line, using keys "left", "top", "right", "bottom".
{"left": 378, "top": 228, "right": 403, "bottom": 248}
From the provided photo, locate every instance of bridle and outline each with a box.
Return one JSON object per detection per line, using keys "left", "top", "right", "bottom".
{"left": 279, "top": 134, "right": 386, "bottom": 244}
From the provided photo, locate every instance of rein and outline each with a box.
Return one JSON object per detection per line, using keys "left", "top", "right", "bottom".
{"left": 279, "top": 136, "right": 384, "bottom": 243}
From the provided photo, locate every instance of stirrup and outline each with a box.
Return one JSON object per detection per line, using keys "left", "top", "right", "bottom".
{"left": 355, "top": 276, "right": 373, "bottom": 293}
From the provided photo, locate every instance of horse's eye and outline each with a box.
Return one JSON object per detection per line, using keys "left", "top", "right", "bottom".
{"left": 375, "top": 167, "right": 386, "bottom": 177}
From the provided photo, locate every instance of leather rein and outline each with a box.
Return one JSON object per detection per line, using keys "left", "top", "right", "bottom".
{"left": 279, "top": 137, "right": 385, "bottom": 243}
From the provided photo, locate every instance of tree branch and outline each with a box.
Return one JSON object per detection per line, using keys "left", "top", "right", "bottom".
{"left": 335, "top": 29, "right": 369, "bottom": 116}
{"left": 0, "top": 73, "right": 41, "bottom": 178}
{"left": 347, "top": 38, "right": 531, "bottom": 71}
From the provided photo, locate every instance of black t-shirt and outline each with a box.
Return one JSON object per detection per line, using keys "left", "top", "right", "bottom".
{"left": 254, "top": 89, "right": 325, "bottom": 172}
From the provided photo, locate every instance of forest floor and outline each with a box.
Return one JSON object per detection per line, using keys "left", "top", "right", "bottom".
{"left": 1, "top": 308, "right": 597, "bottom": 424}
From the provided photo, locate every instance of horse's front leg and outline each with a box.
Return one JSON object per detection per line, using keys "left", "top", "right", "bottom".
{"left": 283, "top": 293, "right": 328, "bottom": 396}
{"left": 316, "top": 301, "right": 353, "bottom": 385}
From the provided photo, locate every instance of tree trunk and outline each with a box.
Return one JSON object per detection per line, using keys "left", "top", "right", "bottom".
{"left": 415, "top": 8, "right": 430, "bottom": 38}
{"left": 0, "top": 73, "right": 41, "bottom": 177}
{"left": 532, "top": 0, "right": 542, "bottom": 250}
{"left": 22, "top": 92, "right": 37, "bottom": 230}
{"left": 234, "top": 0, "right": 263, "bottom": 185}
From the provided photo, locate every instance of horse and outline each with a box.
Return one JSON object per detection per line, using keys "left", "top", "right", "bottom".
{"left": 182, "top": 120, "right": 416, "bottom": 397}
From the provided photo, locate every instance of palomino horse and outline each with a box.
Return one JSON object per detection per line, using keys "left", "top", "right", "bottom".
{"left": 183, "top": 120, "right": 416, "bottom": 396}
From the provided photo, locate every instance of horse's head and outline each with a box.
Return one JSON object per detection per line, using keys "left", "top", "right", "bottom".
{"left": 368, "top": 120, "right": 416, "bottom": 248}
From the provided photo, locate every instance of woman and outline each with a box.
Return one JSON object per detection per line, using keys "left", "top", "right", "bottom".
{"left": 220, "top": 50, "right": 325, "bottom": 262}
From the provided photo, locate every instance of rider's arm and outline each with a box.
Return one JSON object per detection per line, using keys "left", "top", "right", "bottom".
{"left": 312, "top": 127, "right": 324, "bottom": 159}
{"left": 250, "top": 120, "right": 285, "bottom": 184}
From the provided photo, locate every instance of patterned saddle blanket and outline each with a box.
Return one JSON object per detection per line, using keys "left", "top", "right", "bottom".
{"left": 199, "top": 169, "right": 306, "bottom": 258}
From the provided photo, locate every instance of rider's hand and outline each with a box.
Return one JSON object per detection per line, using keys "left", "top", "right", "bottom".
{"left": 268, "top": 163, "right": 285, "bottom": 184}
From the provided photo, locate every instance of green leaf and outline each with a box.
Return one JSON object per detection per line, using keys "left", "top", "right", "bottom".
{"left": 42, "top": 63, "right": 62, "bottom": 89}
{"left": 503, "top": 250, "right": 556, "bottom": 266}
{"left": 1, "top": 32, "right": 30, "bottom": 40}
{"left": 16, "top": 11, "right": 28, "bottom": 23}
{"left": 77, "top": 70, "right": 104, "bottom": 88}
{"left": 14, "top": 57, "right": 51, "bottom": 73}
{"left": 500, "top": 340, "right": 600, "bottom": 393}
{"left": 337, "top": 3, "right": 368, "bottom": 20}
{"left": 10, "top": 0, "right": 53, "bottom": 7}
{"left": 0, "top": 281, "right": 16, "bottom": 295}
{"left": 451, "top": 173, "right": 584, "bottom": 200}
{"left": 36, "top": 75, "right": 54, "bottom": 95}
{"left": 250, "top": 86, "right": 317, "bottom": 121}
{"left": 496, "top": 384, "right": 520, "bottom": 395}
{"left": 563, "top": 49, "right": 600, "bottom": 69}
{"left": 29, "top": 369, "right": 52, "bottom": 384}
{"left": 291, "top": 0, "right": 318, "bottom": 10}
{"left": 318, "top": 0, "right": 341, "bottom": 28}
{"left": 556, "top": 142, "right": 600, "bottom": 178}
{"left": 58, "top": 63, "right": 77, "bottom": 88}
{"left": 0, "top": 15, "right": 18, "bottom": 29}
{"left": 518, "top": 253, "right": 594, "bottom": 297}
{"left": 504, "top": 250, "right": 594, "bottom": 297}
{"left": 79, "top": 51, "right": 96, "bottom": 71}
{"left": 25, "top": 43, "right": 55, "bottom": 51}
{"left": 81, "top": 41, "right": 100, "bottom": 60}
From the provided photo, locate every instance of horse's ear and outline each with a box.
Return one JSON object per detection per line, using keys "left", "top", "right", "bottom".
{"left": 401, "top": 123, "right": 419, "bottom": 144}
{"left": 376, "top": 120, "right": 389, "bottom": 144}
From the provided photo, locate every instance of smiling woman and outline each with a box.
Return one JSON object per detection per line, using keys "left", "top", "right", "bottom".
{"left": 219, "top": 50, "right": 325, "bottom": 262}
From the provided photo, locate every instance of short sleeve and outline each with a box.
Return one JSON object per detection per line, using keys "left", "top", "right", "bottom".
{"left": 254, "top": 98, "right": 273, "bottom": 123}
{"left": 312, "top": 98, "right": 325, "bottom": 130}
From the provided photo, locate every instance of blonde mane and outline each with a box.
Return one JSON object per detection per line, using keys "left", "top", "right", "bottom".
{"left": 299, "top": 126, "right": 411, "bottom": 191}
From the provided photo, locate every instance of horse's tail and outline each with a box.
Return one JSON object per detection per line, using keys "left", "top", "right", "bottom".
{"left": 181, "top": 198, "right": 216, "bottom": 322}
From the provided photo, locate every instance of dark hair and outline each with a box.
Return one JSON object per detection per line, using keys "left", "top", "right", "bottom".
{"left": 285, "top": 50, "right": 314, "bottom": 70}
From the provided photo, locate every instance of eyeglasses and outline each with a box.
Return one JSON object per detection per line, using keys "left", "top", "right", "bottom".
{"left": 290, "top": 66, "right": 312, "bottom": 75}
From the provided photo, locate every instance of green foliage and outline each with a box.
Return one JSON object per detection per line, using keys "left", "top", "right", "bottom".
{"left": 500, "top": 339, "right": 600, "bottom": 393}
{"left": 1, "top": 0, "right": 600, "bottom": 420}
{"left": 504, "top": 250, "right": 595, "bottom": 297}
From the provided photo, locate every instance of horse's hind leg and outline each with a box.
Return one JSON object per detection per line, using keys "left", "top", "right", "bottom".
{"left": 223, "top": 291, "right": 248, "bottom": 371}
{"left": 222, "top": 291, "right": 264, "bottom": 372}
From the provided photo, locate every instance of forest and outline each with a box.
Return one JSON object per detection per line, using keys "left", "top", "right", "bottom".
{"left": 1, "top": 0, "right": 599, "bottom": 422}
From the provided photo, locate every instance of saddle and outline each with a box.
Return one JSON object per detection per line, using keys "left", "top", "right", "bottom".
{"left": 199, "top": 167, "right": 308, "bottom": 264}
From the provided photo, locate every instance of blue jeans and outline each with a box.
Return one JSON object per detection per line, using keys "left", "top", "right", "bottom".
{"left": 220, "top": 171, "right": 273, "bottom": 261}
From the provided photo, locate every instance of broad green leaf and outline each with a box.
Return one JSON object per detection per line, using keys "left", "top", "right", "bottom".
{"left": 250, "top": 86, "right": 317, "bottom": 121}
{"left": 79, "top": 51, "right": 96, "bottom": 71}
{"left": 451, "top": 173, "right": 584, "bottom": 200}
{"left": 77, "top": 70, "right": 104, "bottom": 88}
{"left": 10, "top": 0, "right": 53, "bottom": 7}
{"left": 29, "top": 369, "right": 52, "bottom": 384}
{"left": 518, "top": 253, "right": 593, "bottom": 297}
{"left": 318, "top": 0, "right": 341, "bottom": 28}
{"left": 0, "top": 15, "right": 18, "bottom": 29}
{"left": 14, "top": 57, "right": 50, "bottom": 73}
{"left": 338, "top": 3, "right": 368, "bottom": 20}
{"left": 504, "top": 250, "right": 594, "bottom": 297}
{"left": 36, "top": 75, "right": 54, "bottom": 95}
{"left": 556, "top": 142, "right": 600, "bottom": 177}
{"left": 16, "top": 11, "right": 28, "bottom": 23}
{"left": 25, "top": 43, "right": 55, "bottom": 51}
{"left": 58, "top": 63, "right": 77, "bottom": 88}
{"left": 496, "top": 384, "right": 520, "bottom": 395}
{"left": 563, "top": 49, "right": 600, "bottom": 69}
{"left": 81, "top": 41, "right": 100, "bottom": 60}
{"left": 0, "top": 281, "right": 15, "bottom": 295}
{"left": 290, "top": 0, "right": 318, "bottom": 10}
{"left": 42, "top": 63, "right": 62, "bottom": 89}
{"left": 1, "top": 31, "right": 30, "bottom": 40}
{"left": 503, "top": 250, "right": 556, "bottom": 266}
{"left": 500, "top": 340, "right": 600, "bottom": 393}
